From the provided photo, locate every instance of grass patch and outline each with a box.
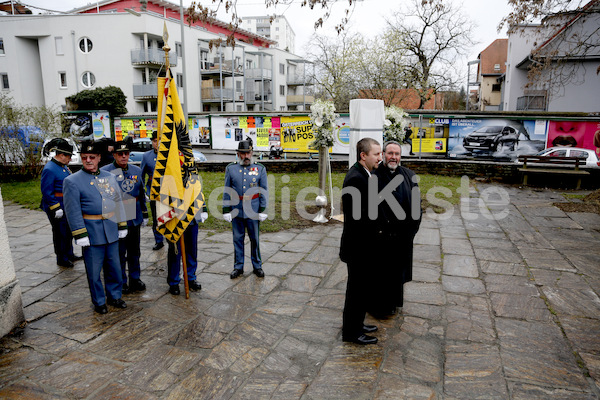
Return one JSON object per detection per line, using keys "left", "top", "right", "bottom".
{"left": 1, "top": 172, "right": 465, "bottom": 232}
{"left": 562, "top": 193, "right": 586, "bottom": 200}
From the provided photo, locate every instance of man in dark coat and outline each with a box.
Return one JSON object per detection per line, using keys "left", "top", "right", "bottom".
{"left": 372, "top": 140, "right": 421, "bottom": 317}
{"left": 340, "top": 137, "right": 382, "bottom": 345}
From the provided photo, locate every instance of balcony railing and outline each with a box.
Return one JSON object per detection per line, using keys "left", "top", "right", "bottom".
{"left": 133, "top": 83, "right": 158, "bottom": 99}
{"left": 516, "top": 95, "right": 546, "bottom": 111}
{"left": 246, "top": 91, "right": 272, "bottom": 103}
{"left": 245, "top": 68, "right": 272, "bottom": 80}
{"left": 287, "top": 74, "right": 313, "bottom": 85}
{"left": 131, "top": 48, "right": 177, "bottom": 67}
{"left": 201, "top": 88, "right": 234, "bottom": 101}
{"left": 201, "top": 59, "right": 243, "bottom": 74}
{"left": 286, "top": 95, "right": 314, "bottom": 105}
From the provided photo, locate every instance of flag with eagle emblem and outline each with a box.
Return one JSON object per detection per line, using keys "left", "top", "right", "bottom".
{"left": 150, "top": 68, "right": 205, "bottom": 243}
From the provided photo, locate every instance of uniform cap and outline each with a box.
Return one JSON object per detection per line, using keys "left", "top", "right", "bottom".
{"left": 51, "top": 138, "right": 74, "bottom": 155}
{"left": 237, "top": 140, "right": 253, "bottom": 153}
{"left": 114, "top": 136, "right": 133, "bottom": 152}
{"left": 80, "top": 139, "right": 102, "bottom": 154}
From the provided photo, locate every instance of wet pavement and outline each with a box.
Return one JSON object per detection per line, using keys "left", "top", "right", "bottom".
{"left": 1, "top": 183, "right": 600, "bottom": 399}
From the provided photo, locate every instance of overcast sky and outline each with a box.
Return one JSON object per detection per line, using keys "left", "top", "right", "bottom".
{"left": 19, "top": 0, "right": 513, "bottom": 85}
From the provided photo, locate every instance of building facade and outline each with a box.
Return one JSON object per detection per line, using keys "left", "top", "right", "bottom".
{"left": 240, "top": 15, "right": 296, "bottom": 54}
{"left": 476, "top": 39, "right": 507, "bottom": 111}
{"left": 0, "top": 0, "right": 313, "bottom": 116}
{"left": 503, "top": 0, "right": 600, "bottom": 112}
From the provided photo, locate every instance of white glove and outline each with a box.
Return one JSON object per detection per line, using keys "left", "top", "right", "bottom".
{"left": 54, "top": 209, "right": 64, "bottom": 219}
{"left": 258, "top": 213, "right": 268, "bottom": 222}
{"left": 198, "top": 212, "right": 208, "bottom": 223}
{"left": 75, "top": 237, "right": 90, "bottom": 247}
{"left": 143, "top": 218, "right": 149, "bottom": 226}
{"left": 223, "top": 213, "right": 233, "bottom": 223}
{"left": 118, "top": 229, "right": 128, "bottom": 239}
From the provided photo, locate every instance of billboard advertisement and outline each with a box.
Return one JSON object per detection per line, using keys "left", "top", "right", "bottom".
{"left": 447, "top": 118, "right": 546, "bottom": 159}
{"left": 63, "top": 111, "right": 110, "bottom": 141}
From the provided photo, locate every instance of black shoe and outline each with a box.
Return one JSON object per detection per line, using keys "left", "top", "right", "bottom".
{"left": 152, "top": 242, "right": 164, "bottom": 251}
{"left": 169, "top": 285, "right": 180, "bottom": 295}
{"left": 70, "top": 255, "right": 83, "bottom": 262}
{"left": 342, "top": 334, "right": 378, "bottom": 345}
{"left": 94, "top": 304, "right": 108, "bottom": 314}
{"left": 253, "top": 268, "right": 265, "bottom": 278}
{"left": 362, "top": 324, "right": 378, "bottom": 333}
{"left": 122, "top": 283, "right": 131, "bottom": 295}
{"left": 107, "top": 298, "right": 127, "bottom": 309}
{"left": 57, "top": 260, "right": 74, "bottom": 268}
{"left": 189, "top": 281, "right": 202, "bottom": 291}
{"left": 129, "top": 279, "right": 146, "bottom": 292}
{"left": 230, "top": 269, "right": 243, "bottom": 279}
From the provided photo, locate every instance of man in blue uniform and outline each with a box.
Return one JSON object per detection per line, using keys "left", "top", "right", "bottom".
{"left": 40, "top": 138, "right": 77, "bottom": 268}
{"left": 223, "top": 140, "right": 268, "bottom": 279}
{"left": 64, "top": 140, "right": 128, "bottom": 314}
{"left": 141, "top": 131, "right": 164, "bottom": 250}
{"left": 102, "top": 137, "right": 148, "bottom": 294}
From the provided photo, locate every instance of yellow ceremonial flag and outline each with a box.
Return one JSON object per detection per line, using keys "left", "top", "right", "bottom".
{"left": 150, "top": 69, "right": 205, "bottom": 243}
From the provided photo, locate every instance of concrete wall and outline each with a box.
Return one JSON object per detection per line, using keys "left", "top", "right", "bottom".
{"left": 0, "top": 189, "right": 25, "bottom": 338}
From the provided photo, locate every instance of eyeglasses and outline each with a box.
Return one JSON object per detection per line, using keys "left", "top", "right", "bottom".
{"left": 81, "top": 155, "right": 98, "bottom": 161}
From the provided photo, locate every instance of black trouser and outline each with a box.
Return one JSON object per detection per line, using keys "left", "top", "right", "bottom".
{"left": 46, "top": 211, "right": 74, "bottom": 264}
{"left": 342, "top": 261, "right": 372, "bottom": 339}
{"left": 118, "top": 224, "right": 141, "bottom": 284}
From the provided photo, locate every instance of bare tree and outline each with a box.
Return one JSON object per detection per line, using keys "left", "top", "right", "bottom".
{"left": 501, "top": 0, "right": 600, "bottom": 99}
{"left": 186, "top": 0, "right": 359, "bottom": 48}
{"left": 384, "top": 0, "right": 475, "bottom": 109}
{"left": 305, "top": 30, "right": 360, "bottom": 111}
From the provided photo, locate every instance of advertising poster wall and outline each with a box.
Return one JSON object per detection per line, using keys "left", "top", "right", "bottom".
{"left": 212, "top": 115, "right": 282, "bottom": 152}
{"left": 190, "top": 116, "right": 210, "bottom": 146}
{"left": 114, "top": 116, "right": 210, "bottom": 145}
{"left": 546, "top": 120, "right": 600, "bottom": 151}
{"left": 448, "top": 118, "right": 545, "bottom": 159}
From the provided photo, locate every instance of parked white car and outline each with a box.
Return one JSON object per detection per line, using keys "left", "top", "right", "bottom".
{"left": 516, "top": 147, "right": 600, "bottom": 168}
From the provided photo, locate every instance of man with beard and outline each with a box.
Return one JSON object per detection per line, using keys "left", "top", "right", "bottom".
{"left": 223, "top": 140, "right": 268, "bottom": 279}
{"left": 372, "top": 140, "right": 421, "bottom": 318}
{"left": 340, "top": 137, "right": 382, "bottom": 345}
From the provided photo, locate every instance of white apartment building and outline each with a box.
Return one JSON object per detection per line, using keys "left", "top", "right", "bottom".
{"left": 240, "top": 15, "right": 296, "bottom": 54}
{"left": 0, "top": 0, "right": 313, "bottom": 115}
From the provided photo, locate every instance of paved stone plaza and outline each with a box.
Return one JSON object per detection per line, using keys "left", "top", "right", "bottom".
{"left": 1, "top": 183, "right": 600, "bottom": 399}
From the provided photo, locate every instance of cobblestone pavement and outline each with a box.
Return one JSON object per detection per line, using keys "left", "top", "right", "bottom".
{"left": 1, "top": 183, "right": 600, "bottom": 399}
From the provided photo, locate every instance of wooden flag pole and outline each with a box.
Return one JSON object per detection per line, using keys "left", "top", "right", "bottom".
{"left": 179, "top": 235, "right": 190, "bottom": 299}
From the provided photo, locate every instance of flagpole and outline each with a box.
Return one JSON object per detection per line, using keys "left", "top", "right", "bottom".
{"left": 180, "top": 236, "right": 190, "bottom": 299}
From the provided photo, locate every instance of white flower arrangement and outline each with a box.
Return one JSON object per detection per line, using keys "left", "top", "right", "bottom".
{"left": 383, "top": 105, "right": 409, "bottom": 143}
{"left": 309, "top": 99, "right": 339, "bottom": 149}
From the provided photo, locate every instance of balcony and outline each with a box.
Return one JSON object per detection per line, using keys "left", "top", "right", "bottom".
{"left": 202, "top": 88, "right": 234, "bottom": 102}
{"left": 131, "top": 48, "right": 177, "bottom": 67}
{"left": 245, "top": 68, "right": 272, "bottom": 80}
{"left": 200, "top": 59, "right": 243, "bottom": 76}
{"left": 287, "top": 73, "right": 313, "bottom": 86}
{"left": 287, "top": 95, "right": 314, "bottom": 105}
{"left": 133, "top": 83, "right": 158, "bottom": 99}
{"left": 516, "top": 95, "right": 546, "bottom": 111}
{"left": 245, "top": 91, "right": 272, "bottom": 104}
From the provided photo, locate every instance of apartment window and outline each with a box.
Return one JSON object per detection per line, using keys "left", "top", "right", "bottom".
{"left": 280, "top": 106, "right": 285, "bottom": 111}
{"left": 176, "top": 73, "right": 183, "bottom": 88}
{"left": 246, "top": 60, "right": 253, "bottom": 69}
{"left": 200, "top": 50, "right": 209, "bottom": 69}
{"left": 81, "top": 71, "right": 95, "bottom": 88}
{"left": 279, "top": 85, "right": 285, "bottom": 96}
{"left": 275, "top": 35, "right": 279, "bottom": 40}
{"left": 175, "top": 42, "right": 182, "bottom": 58}
{"left": 55, "top": 37, "right": 64, "bottom": 55}
{"left": 237, "top": 105, "right": 242, "bottom": 111}
{"left": 279, "top": 63, "right": 285, "bottom": 74}
{"left": 59, "top": 72, "right": 67, "bottom": 88}
{"left": 275, "top": 27, "right": 279, "bottom": 31}
{"left": 492, "top": 84, "right": 501, "bottom": 92}
{"left": 79, "top": 37, "right": 93, "bottom": 53}
{"left": 0, "top": 38, "right": 4, "bottom": 55}
{"left": 1, "top": 74, "right": 9, "bottom": 89}
{"left": 235, "top": 80, "right": 242, "bottom": 90}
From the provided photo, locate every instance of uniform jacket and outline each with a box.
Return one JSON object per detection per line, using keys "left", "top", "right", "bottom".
{"left": 63, "top": 169, "right": 127, "bottom": 245}
{"left": 340, "top": 162, "right": 378, "bottom": 263}
{"left": 102, "top": 161, "right": 148, "bottom": 227}
{"left": 223, "top": 161, "right": 268, "bottom": 219}
{"left": 41, "top": 158, "right": 71, "bottom": 213}
{"left": 140, "top": 149, "right": 157, "bottom": 196}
